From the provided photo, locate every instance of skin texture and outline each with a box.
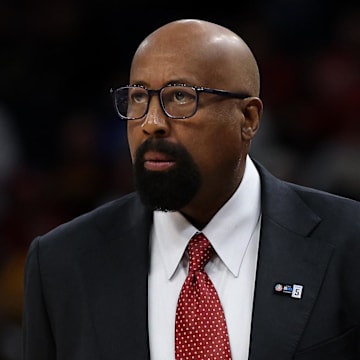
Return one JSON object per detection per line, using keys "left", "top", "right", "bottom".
{"left": 127, "top": 19, "right": 263, "bottom": 229}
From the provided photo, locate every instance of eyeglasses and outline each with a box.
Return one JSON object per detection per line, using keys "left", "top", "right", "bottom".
{"left": 110, "top": 84, "right": 250, "bottom": 120}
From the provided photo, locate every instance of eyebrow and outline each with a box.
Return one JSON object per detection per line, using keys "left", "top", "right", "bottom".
{"left": 129, "top": 79, "right": 195, "bottom": 89}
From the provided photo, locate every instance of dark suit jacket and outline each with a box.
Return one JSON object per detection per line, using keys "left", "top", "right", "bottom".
{"left": 22, "top": 160, "right": 360, "bottom": 359}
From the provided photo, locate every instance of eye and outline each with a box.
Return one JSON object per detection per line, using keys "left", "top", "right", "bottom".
{"left": 129, "top": 88, "right": 148, "bottom": 104}
{"left": 164, "top": 87, "right": 196, "bottom": 104}
{"left": 174, "top": 90, "right": 188, "bottom": 103}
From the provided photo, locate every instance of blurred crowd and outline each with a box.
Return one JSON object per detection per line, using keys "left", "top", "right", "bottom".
{"left": 0, "top": 2, "right": 359, "bottom": 359}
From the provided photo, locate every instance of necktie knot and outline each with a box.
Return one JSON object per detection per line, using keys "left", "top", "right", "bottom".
{"left": 188, "top": 233, "right": 213, "bottom": 274}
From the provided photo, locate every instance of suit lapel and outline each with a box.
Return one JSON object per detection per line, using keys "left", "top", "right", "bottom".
{"left": 249, "top": 162, "right": 335, "bottom": 360}
{"left": 79, "top": 196, "right": 152, "bottom": 359}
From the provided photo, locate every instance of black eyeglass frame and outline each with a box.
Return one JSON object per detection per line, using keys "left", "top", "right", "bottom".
{"left": 110, "top": 84, "right": 251, "bottom": 120}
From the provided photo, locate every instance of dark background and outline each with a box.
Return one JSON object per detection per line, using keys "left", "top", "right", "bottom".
{"left": 0, "top": 2, "right": 359, "bottom": 359}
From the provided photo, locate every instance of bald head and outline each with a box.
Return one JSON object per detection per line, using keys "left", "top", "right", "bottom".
{"left": 126, "top": 19, "right": 263, "bottom": 224}
{"left": 130, "top": 19, "right": 261, "bottom": 96}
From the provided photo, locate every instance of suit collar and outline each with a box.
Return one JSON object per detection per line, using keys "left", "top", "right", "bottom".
{"left": 254, "top": 159, "right": 321, "bottom": 236}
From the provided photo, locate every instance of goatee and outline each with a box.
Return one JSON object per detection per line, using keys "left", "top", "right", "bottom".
{"left": 133, "top": 139, "right": 201, "bottom": 211}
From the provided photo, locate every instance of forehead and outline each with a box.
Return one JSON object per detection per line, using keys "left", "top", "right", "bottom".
{"left": 129, "top": 31, "right": 236, "bottom": 89}
{"left": 130, "top": 46, "right": 213, "bottom": 88}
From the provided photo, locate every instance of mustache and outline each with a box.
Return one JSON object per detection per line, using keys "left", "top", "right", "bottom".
{"left": 135, "top": 138, "right": 188, "bottom": 162}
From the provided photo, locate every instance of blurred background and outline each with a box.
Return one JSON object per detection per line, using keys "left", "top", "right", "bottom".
{"left": 0, "top": 1, "right": 359, "bottom": 358}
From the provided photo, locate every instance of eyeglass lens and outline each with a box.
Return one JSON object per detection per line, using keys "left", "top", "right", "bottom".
{"left": 114, "top": 86, "right": 198, "bottom": 119}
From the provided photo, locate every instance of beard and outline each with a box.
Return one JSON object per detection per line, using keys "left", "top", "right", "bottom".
{"left": 133, "top": 138, "right": 201, "bottom": 211}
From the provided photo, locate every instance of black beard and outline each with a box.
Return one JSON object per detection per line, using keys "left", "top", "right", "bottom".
{"left": 133, "top": 139, "right": 201, "bottom": 211}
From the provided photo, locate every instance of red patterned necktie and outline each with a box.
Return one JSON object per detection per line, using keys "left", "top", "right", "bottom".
{"left": 175, "top": 232, "right": 232, "bottom": 360}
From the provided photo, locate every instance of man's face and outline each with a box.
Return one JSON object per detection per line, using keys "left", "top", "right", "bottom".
{"left": 126, "top": 33, "right": 249, "bottom": 215}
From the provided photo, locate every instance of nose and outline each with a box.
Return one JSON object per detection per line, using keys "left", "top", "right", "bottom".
{"left": 141, "top": 95, "right": 170, "bottom": 136}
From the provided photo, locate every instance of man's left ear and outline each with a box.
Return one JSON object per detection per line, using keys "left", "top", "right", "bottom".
{"left": 241, "top": 97, "right": 263, "bottom": 141}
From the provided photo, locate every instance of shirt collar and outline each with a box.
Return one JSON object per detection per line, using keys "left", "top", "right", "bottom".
{"left": 152, "top": 155, "right": 261, "bottom": 279}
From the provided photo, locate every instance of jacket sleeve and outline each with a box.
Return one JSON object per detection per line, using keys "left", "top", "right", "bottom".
{"left": 22, "top": 237, "right": 56, "bottom": 360}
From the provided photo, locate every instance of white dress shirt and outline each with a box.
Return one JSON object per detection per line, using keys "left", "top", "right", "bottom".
{"left": 148, "top": 155, "right": 262, "bottom": 360}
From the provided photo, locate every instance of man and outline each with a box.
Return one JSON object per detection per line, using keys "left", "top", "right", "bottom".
{"left": 23, "top": 19, "right": 360, "bottom": 360}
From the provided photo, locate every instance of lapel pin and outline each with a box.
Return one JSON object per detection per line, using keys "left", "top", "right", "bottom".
{"left": 274, "top": 283, "right": 303, "bottom": 299}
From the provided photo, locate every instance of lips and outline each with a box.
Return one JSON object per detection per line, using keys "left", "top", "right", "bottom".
{"left": 143, "top": 151, "right": 176, "bottom": 171}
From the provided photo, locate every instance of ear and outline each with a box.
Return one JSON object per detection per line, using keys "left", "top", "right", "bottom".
{"left": 241, "top": 97, "right": 263, "bottom": 141}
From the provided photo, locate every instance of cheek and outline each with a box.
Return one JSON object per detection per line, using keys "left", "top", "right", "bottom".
{"left": 212, "top": 131, "right": 243, "bottom": 162}
{"left": 127, "top": 123, "right": 140, "bottom": 163}
{"left": 189, "top": 119, "right": 243, "bottom": 174}
{"left": 204, "top": 110, "right": 243, "bottom": 155}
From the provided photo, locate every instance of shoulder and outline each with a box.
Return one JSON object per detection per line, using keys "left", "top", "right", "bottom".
{"left": 27, "top": 192, "right": 152, "bottom": 256}
{"left": 255, "top": 159, "right": 359, "bottom": 211}
{"left": 254, "top": 159, "right": 360, "bottom": 239}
